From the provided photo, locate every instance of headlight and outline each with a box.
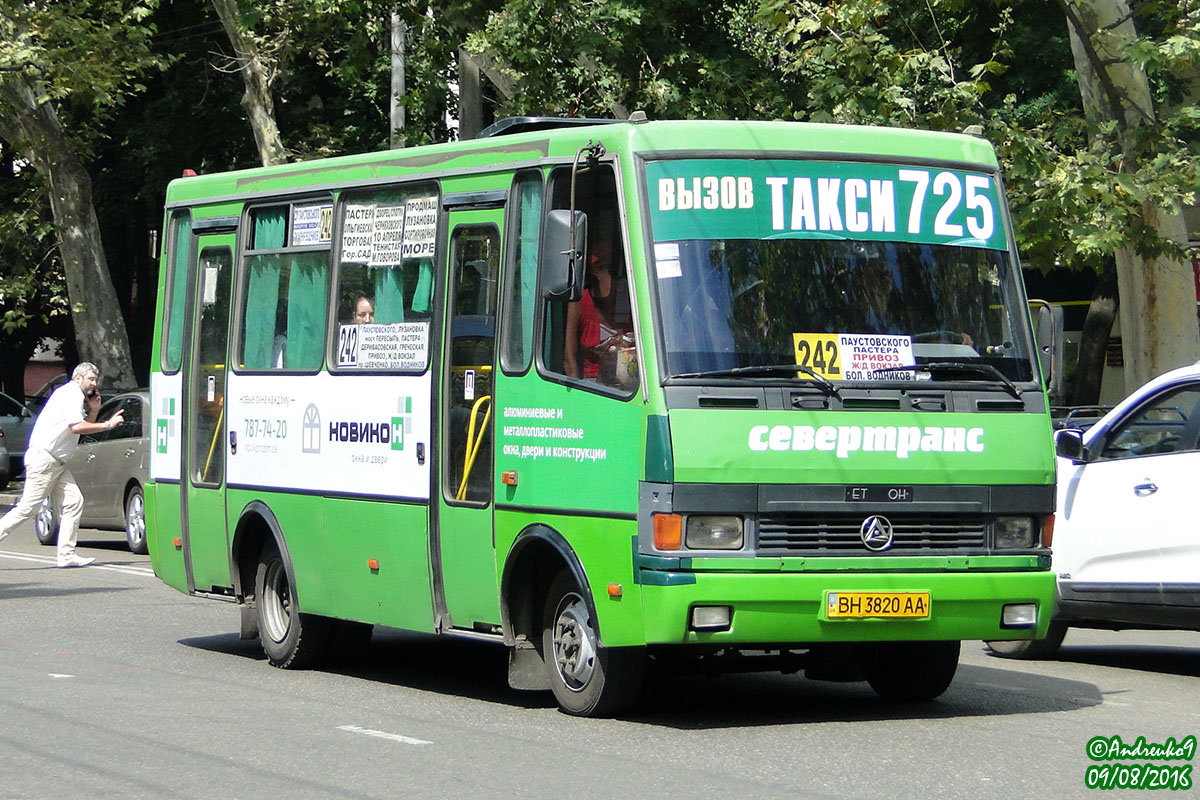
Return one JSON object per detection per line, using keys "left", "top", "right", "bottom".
{"left": 685, "top": 515, "right": 744, "bottom": 550}
{"left": 994, "top": 516, "right": 1036, "bottom": 548}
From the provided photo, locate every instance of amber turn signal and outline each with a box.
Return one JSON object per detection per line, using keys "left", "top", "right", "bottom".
{"left": 653, "top": 513, "right": 682, "bottom": 550}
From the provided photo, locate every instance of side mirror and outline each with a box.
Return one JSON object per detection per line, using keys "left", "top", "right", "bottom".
{"left": 1054, "top": 428, "right": 1087, "bottom": 462}
{"left": 1029, "top": 299, "right": 1064, "bottom": 401}
{"left": 541, "top": 209, "right": 588, "bottom": 301}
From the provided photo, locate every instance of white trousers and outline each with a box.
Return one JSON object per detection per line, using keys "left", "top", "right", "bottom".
{"left": 0, "top": 449, "right": 85, "bottom": 560}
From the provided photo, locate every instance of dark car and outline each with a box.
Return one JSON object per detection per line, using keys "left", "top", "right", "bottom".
{"left": 35, "top": 391, "right": 150, "bottom": 553}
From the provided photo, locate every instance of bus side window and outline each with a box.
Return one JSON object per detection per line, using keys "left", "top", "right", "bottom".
{"left": 499, "top": 171, "right": 543, "bottom": 374}
{"left": 238, "top": 203, "right": 330, "bottom": 372}
{"left": 331, "top": 185, "right": 438, "bottom": 371}
{"left": 540, "top": 165, "right": 637, "bottom": 392}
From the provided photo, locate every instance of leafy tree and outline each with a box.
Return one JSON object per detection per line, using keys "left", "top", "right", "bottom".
{"left": 0, "top": 142, "right": 69, "bottom": 398}
{"left": 0, "top": 0, "right": 169, "bottom": 389}
{"left": 1054, "top": 0, "right": 1199, "bottom": 388}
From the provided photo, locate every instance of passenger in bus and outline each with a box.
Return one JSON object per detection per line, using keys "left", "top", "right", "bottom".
{"left": 564, "top": 239, "right": 636, "bottom": 387}
{"left": 354, "top": 296, "right": 375, "bottom": 324}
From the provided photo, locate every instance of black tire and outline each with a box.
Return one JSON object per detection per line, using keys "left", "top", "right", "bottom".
{"left": 34, "top": 497, "right": 59, "bottom": 546}
{"left": 124, "top": 485, "right": 148, "bottom": 554}
{"left": 254, "top": 541, "right": 332, "bottom": 669}
{"left": 862, "top": 640, "right": 960, "bottom": 701}
{"left": 541, "top": 570, "right": 644, "bottom": 717}
{"left": 986, "top": 620, "right": 1067, "bottom": 659}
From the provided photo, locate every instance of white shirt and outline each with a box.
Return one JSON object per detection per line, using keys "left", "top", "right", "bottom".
{"left": 27, "top": 381, "right": 87, "bottom": 462}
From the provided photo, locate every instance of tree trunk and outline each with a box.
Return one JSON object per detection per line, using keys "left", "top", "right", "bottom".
{"left": 0, "top": 75, "right": 135, "bottom": 390}
{"left": 1072, "top": 265, "right": 1118, "bottom": 406}
{"left": 1062, "top": 0, "right": 1200, "bottom": 391}
{"left": 390, "top": 10, "right": 405, "bottom": 149}
{"left": 211, "top": 0, "right": 288, "bottom": 167}
{"left": 458, "top": 49, "right": 482, "bottom": 140}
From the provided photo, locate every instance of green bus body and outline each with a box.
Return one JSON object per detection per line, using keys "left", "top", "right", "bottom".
{"left": 148, "top": 118, "right": 1055, "bottom": 714}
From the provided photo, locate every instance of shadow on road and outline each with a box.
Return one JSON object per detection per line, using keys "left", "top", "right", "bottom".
{"left": 0, "top": 581, "right": 135, "bottom": 600}
{"left": 179, "top": 627, "right": 553, "bottom": 709}
{"left": 179, "top": 627, "right": 1104, "bottom": 726}
{"left": 1052, "top": 644, "right": 1200, "bottom": 679}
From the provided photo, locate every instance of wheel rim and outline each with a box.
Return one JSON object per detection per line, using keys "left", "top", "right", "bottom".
{"left": 550, "top": 592, "right": 597, "bottom": 692}
{"left": 126, "top": 493, "right": 145, "bottom": 547}
{"left": 261, "top": 560, "right": 292, "bottom": 644}
{"left": 35, "top": 499, "right": 54, "bottom": 540}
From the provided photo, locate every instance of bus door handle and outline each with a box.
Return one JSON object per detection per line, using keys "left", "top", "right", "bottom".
{"left": 1134, "top": 481, "right": 1157, "bottom": 497}
{"left": 229, "top": 430, "right": 238, "bottom": 454}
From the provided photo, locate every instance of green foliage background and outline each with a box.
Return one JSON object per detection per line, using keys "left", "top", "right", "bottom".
{"left": 0, "top": 0, "right": 1197, "bottom": 387}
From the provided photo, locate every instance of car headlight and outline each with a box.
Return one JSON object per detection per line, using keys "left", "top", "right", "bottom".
{"left": 994, "top": 516, "right": 1036, "bottom": 548}
{"left": 685, "top": 515, "right": 744, "bottom": 550}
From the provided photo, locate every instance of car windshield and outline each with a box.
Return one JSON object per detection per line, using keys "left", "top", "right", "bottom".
{"left": 645, "top": 157, "right": 1038, "bottom": 385}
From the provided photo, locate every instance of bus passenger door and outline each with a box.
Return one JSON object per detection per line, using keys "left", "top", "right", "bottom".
{"left": 436, "top": 212, "right": 503, "bottom": 630}
{"left": 182, "top": 234, "right": 235, "bottom": 594}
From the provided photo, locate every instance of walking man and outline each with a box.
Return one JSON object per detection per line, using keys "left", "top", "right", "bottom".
{"left": 0, "top": 363, "right": 124, "bottom": 567}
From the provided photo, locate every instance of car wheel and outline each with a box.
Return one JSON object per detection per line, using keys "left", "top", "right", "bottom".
{"left": 541, "top": 570, "right": 644, "bottom": 717}
{"left": 254, "top": 541, "right": 332, "bottom": 669}
{"left": 124, "top": 485, "right": 147, "bottom": 554}
{"left": 861, "top": 640, "right": 960, "bottom": 701}
{"left": 985, "top": 621, "right": 1067, "bottom": 659}
{"left": 34, "top": 497, "right": 59, "bottom": 546}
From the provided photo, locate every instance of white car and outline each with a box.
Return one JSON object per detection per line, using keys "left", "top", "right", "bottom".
{"left": 990, "top": 363, "right": 1200, "bottom": 657}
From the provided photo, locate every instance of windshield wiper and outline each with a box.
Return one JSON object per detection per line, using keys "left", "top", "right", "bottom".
{"left": 871, "top": 362, "right": 1022, "bottom": 398}
{"left": 673, "top": 364, "right": 840, "bottom": 396}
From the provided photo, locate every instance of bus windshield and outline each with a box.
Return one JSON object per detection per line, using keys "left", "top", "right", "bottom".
{"left": 653, "top": 238, "right": 1035, "bottom": 382}
{"left": 645, "top": 157, "right": 1037, "bottom": 385}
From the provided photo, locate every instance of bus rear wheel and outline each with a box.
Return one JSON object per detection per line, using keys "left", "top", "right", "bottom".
{"left": 541, "top": 570, "right": 643, "bottom": 717}
{"left": 861, "top": 640, "right": 960, "bottom": 701}
{"left": 255, "top": 542, "right": 331, "bottom": 669}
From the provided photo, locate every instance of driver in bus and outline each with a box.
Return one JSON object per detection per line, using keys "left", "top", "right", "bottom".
{"left": 861, "top": 249, "right": 973, "bottom": 348}
{"left": 565, "top": 238, "right": 636, "bottom": 387}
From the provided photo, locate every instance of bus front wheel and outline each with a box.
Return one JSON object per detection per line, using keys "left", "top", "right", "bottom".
{"left": 861, "top": 640, "right": 959, "bottom": 701}
{"left": 254, "top": 542, "right": 331, "bottom": 669}
{"left": 986, "top": 621, "right": 1067, "bottom": 659}
{"left": 541, "top": 570, "right": 643, "bottom": 717}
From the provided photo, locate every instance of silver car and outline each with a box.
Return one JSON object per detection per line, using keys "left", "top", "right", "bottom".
{"left": 35, "top": 391, "right": 150, "bottom": 553}
{"left": 0, "top": 390, "right": 35, "bottom": 477}
{"left": 0, "top": 428, "right": 9, "bottom": 490}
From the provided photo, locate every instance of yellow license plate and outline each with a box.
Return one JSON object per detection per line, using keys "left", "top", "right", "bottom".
{"left": 825, "top": 591, "right": 930, "bottom": 619}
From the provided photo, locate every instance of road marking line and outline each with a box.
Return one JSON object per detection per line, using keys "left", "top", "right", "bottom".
{"left": 337, "top": 725, "right": 431, "bottom": 746}
{"left": 48, "top": 674, "right": 75, "bottom": 679}
{"left": 0, "top": 550, "right": 155, "bottom": 576}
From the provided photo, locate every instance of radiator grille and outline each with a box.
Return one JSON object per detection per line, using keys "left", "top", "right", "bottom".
{"left": 758, "top": 514, "right": 987, "bottom": 554}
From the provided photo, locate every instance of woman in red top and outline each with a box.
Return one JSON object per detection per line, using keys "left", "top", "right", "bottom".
{"left": 565, "top": 239, "right": 622, "bottom": 379}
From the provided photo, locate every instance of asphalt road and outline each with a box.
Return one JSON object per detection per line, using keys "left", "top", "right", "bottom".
{"left": 1, "top": 486, "right": 1198, "bottom": 799}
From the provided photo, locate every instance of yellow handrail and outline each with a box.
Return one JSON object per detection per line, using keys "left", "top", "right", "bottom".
{"left": 456, "top": 395, "right": 492, "bottom": 501}
{"left": 202, "top": 402, "right": 225, "bottom": 483}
